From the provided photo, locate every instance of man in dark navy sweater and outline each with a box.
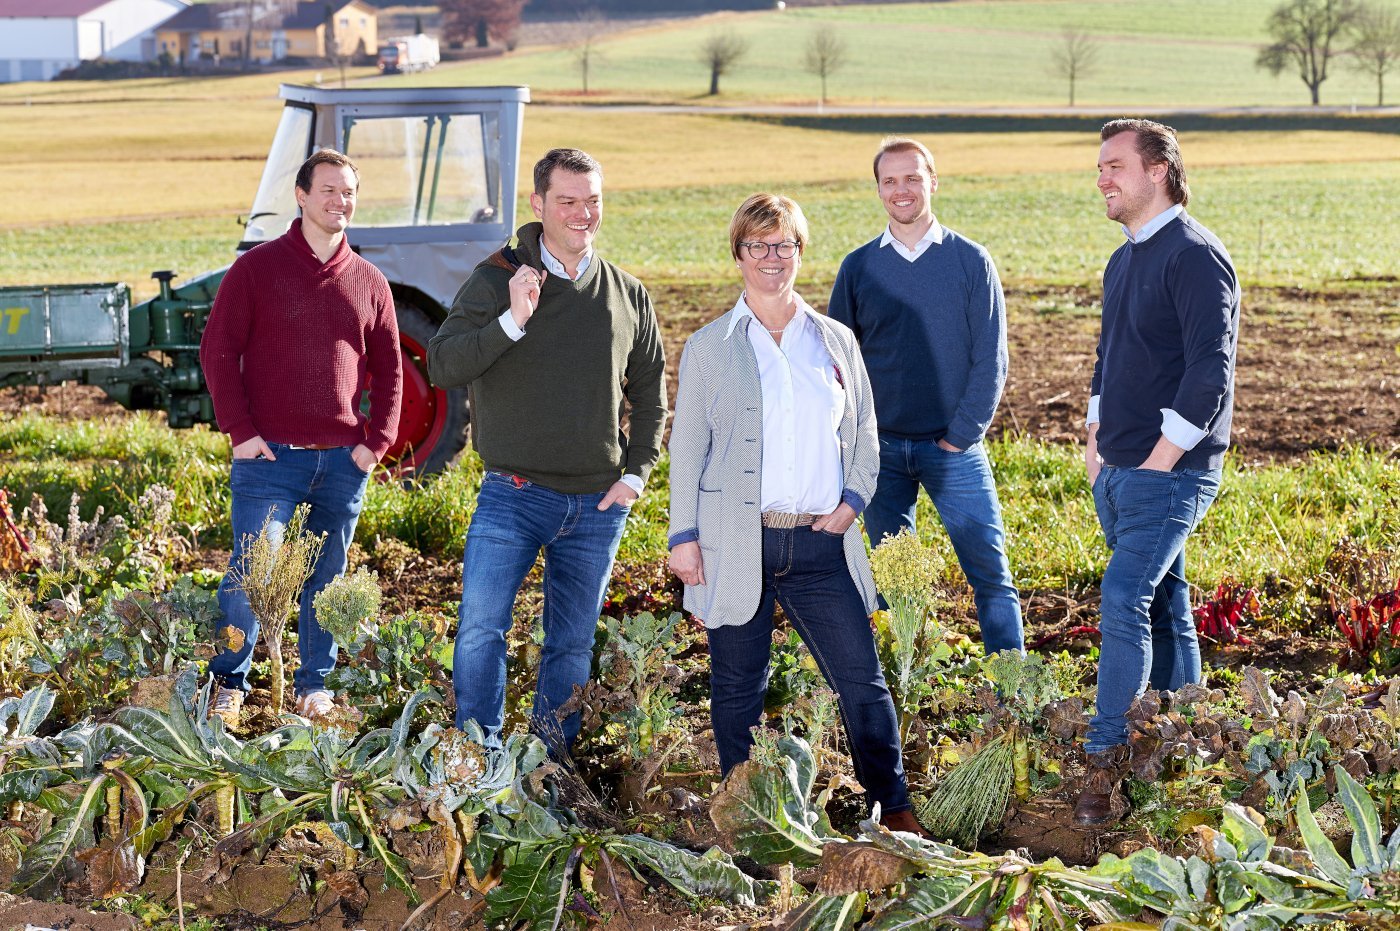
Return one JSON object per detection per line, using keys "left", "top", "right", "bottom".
{"left": 1074, "top": 120, "right": 1241, "bottom": 827}
{"left": 829, "top": 136, "right": 1023, "bottom": 656}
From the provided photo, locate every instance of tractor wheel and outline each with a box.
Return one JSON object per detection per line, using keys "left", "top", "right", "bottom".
{"left": 384, "top": 298, "right": 469, "bottom": 476}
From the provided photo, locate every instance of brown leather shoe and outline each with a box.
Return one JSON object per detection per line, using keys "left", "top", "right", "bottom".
{"left": 1073, "top": 746, "right": 1129, "bottom": 828}
{"left": 881, "top": 808, "right": 935, "bottom": 839}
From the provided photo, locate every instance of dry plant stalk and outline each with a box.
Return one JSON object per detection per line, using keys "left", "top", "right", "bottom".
{"left": 229, "top": 504, "right": 325, "bottom": 717}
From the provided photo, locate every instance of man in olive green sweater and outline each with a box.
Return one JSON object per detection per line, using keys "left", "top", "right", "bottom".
{"left": 428, "top": 148, "right": 667, "bottom": 752}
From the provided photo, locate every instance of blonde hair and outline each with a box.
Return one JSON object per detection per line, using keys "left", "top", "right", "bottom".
{"left": 728, "top": 193, "right": 809, "bottom": 261}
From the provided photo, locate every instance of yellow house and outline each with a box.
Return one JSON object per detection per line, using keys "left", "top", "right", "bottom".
{"left": 155, "top": 0, "right": 375, "bottom": 64}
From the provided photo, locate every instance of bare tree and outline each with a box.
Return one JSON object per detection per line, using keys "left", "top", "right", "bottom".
{"left": 803, "top": 25, "right": 848, "bottom": 108}
{"left": 1048, "top": 29, "right": 1101, "bottom": 106}
{"left": 1349, "top": 1, "right": 1400, "bottom": 105}
{"left": 242, "top": 0, "right": 255, "bottom": 69}
{"left": 570, "top": 9, "right": 608, "bottom": 95}
{"left": 1257, "top": 0, "right": 1362, "bottom": 105}
{"left": 699, "top": 29, "right": 748, "bottom": 96}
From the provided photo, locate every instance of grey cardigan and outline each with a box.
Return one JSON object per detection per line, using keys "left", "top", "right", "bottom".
{"left": 667, "top": 300, "right": 880, "bottom": 628}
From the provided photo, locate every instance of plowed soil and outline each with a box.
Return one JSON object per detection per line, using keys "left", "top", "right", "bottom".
{"left": 5, "top": 285, "right": 1397, "bottom": 465}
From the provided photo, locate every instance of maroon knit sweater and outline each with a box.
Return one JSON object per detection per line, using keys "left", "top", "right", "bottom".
{"left": 200, "top": 220, "right": 402, "bottom": 459}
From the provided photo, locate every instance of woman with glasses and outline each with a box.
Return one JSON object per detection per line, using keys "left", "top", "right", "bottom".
{"left": 667, "top": 193, "right": 926, "bottom": 835}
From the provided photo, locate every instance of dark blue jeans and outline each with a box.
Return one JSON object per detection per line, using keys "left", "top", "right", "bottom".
{"left": 1086, "top": 465, "right": 1221, "bottom": 753}
{"left": 212, "top": 444, "right": 370, "bottom": 694}
{"left": 707, "top": 526, "right": 910, "bottom": 816}
{"left": 863, "top": 435, "right": 1024, "bottom": 655}
{"left": 453, "top": 471, "right": 630, "bottom": 750}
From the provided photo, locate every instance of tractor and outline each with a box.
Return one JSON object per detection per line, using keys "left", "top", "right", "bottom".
{"left": 0, "top": 83, "right": 530, "bottom": 474}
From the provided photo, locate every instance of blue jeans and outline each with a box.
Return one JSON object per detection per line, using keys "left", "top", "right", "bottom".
{"left": 212, "top": 444, "right": 370, "bottom": 694}
{"left": 863, "top": 435, "right": 1024, "bottom": 655}
{"left": 453, "top": 471, "right": 630, "bottom": 750}
{"left": 707, "top": 526, "right": 910, "bottom": 816}
{"left": 1086, "top": 465, "right": 1221, "bottom": 753}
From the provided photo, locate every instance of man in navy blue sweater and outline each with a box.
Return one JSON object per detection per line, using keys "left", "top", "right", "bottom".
{"left": 829, "top": 137, "right": 1023, "bottom": 656}
{"left": 1074, "top": 120, "right": 1241, "bottom": 827}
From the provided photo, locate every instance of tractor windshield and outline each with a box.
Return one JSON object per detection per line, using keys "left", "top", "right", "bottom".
{"left": 341, "top": 111, "right": 499, "bottom": 227}
{"left": 242, "top": 104, "right": 313, "bottom": 244}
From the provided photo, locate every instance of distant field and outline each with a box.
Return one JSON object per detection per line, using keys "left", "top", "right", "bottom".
{"left": 4, "top": 103, "right": 1398, "bottom": 294}
{"left": 3, "top": 0, "right": 1398, "bottom": 296}
{"left": 389, "top": 0, "right": 1383, "bottom": 108}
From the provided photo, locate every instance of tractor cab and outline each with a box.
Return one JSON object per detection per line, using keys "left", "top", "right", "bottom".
{"left": 242, "top": 83, "right": 528, "bottom": 314}
{"left": 241, "top": 84, "right": 529, "bottom": 472}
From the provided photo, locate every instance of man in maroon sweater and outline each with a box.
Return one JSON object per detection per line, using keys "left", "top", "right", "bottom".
{"left": 200, "top": 149, "right": 402, "bottom": 723}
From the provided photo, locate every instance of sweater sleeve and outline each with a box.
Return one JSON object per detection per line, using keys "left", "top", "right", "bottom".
{"left": 826, "top": 254, "right": 859, "bottom": 337}
{"left": 427, "top": 268, "right": 518, "bottom": 388}
{"left": 1168, "top": 243, "right": 1238, "bottom": 434}
{"left": 842, "top": 331, "right": 879, "bottom": 515}
{"left": 667, "top": 339, "right": 709, "bottom": 548}
{"left": 362, "top": 278, "right": 403, "bottom": 460}
{"left": 944, "top": 245, "right": 1009, "bottom": 450}
{"left": 200, "top": 259, "right": 259, "bottom": 446}
{"left": 622, "top": 285, "right": 668, "bottom": 487}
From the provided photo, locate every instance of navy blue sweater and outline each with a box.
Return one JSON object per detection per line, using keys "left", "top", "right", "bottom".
{"left": 828, "top": 228, "right": 1008, "bottom": 448}
{"left": 1092, "top": 214, "right": 1240, "bottom": 471}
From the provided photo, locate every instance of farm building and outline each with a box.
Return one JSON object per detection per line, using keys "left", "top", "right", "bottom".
{"left": 154, "top": 0, "right": 377, "bottom": 65}
{"left": 0, "top": 0, "right": 187, "bottom": 82}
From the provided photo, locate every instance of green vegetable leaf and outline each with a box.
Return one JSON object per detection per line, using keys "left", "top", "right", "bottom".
{"left": 1294, "top": 784, "right": 1351, "bottom": 887}
{"left": 1220, "top": 804, "right": 1272, "bottom": 862}
{"left": 865, "top": 872, "right": 981, "bottom": 929}
{"left": 784, "top": 891, "right": 867, "bottom": 931}
{"left": 1332, "top": 765, "right": 1384, "bottom": 875}
{"left": 0, "top": 684, "right": 54, "bottom": 739}
{"left": 483, "top": 841, "right": 573, "bottom": 931}
{"left": 709, "top": 735, "right": 838, "bottom": 866}
{"left": 611, "top": 834, "right": 774, "bottom": 906}
{"left": 11, "top": 774, "right": 108, "bottom": 897}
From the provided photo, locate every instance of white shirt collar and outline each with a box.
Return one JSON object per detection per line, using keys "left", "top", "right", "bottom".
{"left": 879, "top": 218, "right": 944, "bottom": 251}
{"left": 724, "top": 292, "right": 819, "bottom": 339}
{"left": 539, "top": 239, "right": 592, "bottom": 280}
{"left": 1124, "top": 204, "right": 1184, "bottom": 243}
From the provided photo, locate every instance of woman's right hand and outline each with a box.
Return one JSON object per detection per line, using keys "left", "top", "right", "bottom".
{"left": 669, "top": 541, "right": 705, "bottom": 587}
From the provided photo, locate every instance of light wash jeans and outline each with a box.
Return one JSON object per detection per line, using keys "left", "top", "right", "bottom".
{"left": 862, "top": 434, "right": 1024, "bottom": 655}
{"left": 453, "top": 471, "right": 630, "bottom": 751}
{"left": 1085, "top": 464, "right": 1222, "bottom": 753}
{"left": 212, "top": 444, "right": 369, "bottom": 694}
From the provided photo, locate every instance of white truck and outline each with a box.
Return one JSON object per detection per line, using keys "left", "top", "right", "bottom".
{"left": 377, "top": 34, "right": 440, "bottom": 74}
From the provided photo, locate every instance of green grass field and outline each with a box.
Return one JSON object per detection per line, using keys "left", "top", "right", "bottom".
{"left": 2, "top": 410, "right": 1394, "bottom": 606}
{"left": 6, "top": 145, "right": 1397, "bottom": 293}
{"left": 389, "top": 0, "right": 1384, "bottom": 108}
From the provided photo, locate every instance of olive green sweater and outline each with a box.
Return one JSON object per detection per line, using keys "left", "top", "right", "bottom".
{"left": 427, "top": 223, "right": 667, "bottom": 494}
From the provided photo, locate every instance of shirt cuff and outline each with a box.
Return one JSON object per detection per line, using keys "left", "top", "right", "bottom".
{"left": 1159, "top": 408, "right": 1208, "bottom": 451}
{"left": 841, "top": 489, "right": 867, "bottom": 516}
{"left": 498, "top": 309, "right": 525, "bottom": 341}
{"left": 668, "top": 528, "right": 699, "bottom": 549}
{"left": 1086, "top": 395, "right": 1101, "bottom": 426}
{"left": 619, "top": 473, "right": 644, "bottom": 496}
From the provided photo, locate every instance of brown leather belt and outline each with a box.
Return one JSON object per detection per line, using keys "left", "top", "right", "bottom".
{"left": 761, "top": 511, "right": 818, "bottom": 529}
{"left": 286, "top": 443, "right": 340, "bottom": 450}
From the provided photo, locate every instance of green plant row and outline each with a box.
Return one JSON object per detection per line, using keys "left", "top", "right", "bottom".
{"left": 3, "top": 420, "right": 1394, "bottom": 595}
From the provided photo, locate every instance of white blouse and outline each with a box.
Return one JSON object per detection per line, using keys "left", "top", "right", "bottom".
{"left": 728, "top": 294, "right": 845, "bottom": 515}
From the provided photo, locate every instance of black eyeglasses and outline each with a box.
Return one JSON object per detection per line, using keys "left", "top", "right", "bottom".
{"left": 739, "top": 240, "right": 800, "bottom": 260}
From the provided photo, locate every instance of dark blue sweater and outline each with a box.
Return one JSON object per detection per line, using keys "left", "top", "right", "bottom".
{"left": 828, "top": 228, "right": 1008, "bottom": 448}
{"left": 1092, "top": 214, "right": 1240, "bottom": 471}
